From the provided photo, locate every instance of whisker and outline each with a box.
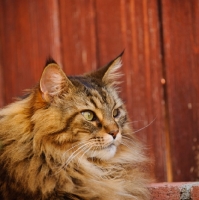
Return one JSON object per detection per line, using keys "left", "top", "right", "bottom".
{"left": 122, "top": 135, "right": 135, "bottom": 143}
{"left": 133, "top": 118, "right": 156, "bottom": 134}
{"left": 121, "top": 141, "right": 131, "bottom": 149}
{"left": 62, "top": 142, "right": 85, "bottom": 158}
{"left": 64, "top": 141, "right": 94, "bottom": 167}
{"left": 78, "top": 145, "right": 94, "bottom": 165}
{"left": 126, "top": 120, "right": 146, "bottom": 125}
{"left": 53, "top": 141, "right": 95, "bottom": 176}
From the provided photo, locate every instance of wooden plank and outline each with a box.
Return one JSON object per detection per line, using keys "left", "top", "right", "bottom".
{"left": 95, "top": 0, "right": 167, "bottom": 181}
{"left": 59, "top": 0, "right": 97, "bottom": 75}
{"left": 0, "top": 0, "right": 61, "bottom": 105}
{"left": 0, "top": 63, "right": 4, "bottom": 107}
{"left": 161, "top": 0, "right": 199, "bottom": 181}
{"left": 0, "top": 2, "right": 4, "bottom": 107}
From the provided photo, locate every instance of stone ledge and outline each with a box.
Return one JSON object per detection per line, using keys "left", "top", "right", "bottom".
{"left": 149, "top": 182, "right": 199, "bottom": 200}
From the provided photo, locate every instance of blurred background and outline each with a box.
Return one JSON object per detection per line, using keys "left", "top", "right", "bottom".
{"left": 0, "top": 0, "right": 199, "bottom": 183}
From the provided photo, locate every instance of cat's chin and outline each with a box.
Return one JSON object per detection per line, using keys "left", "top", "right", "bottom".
{"left": 88, "top": 144, "right": 117, "bottom": 160}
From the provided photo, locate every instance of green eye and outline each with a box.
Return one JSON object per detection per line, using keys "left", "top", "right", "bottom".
{"left": 113, "top": 108, "right": 119, "bottom": 118}
{"left": 82, "top": 111, "right": 95, "bottom": 121}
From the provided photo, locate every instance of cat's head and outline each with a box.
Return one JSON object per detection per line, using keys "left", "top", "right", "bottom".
{"left": 33, "top": 52, "right": 129, "bottom": 162}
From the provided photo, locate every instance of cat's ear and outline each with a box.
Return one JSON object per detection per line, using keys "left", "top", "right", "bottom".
{"left": 40, "top": 63, "right": 72, "bottom": 102}
{"left": 90, "top": 51, "right": 124, "bottom": 86}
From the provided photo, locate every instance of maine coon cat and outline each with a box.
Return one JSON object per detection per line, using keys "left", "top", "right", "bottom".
{"left": 0, "top": 53, "right": 150, "bottom": 200}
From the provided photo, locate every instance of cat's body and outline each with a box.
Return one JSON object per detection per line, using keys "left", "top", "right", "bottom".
{"left": 0, "top": 54, "right": 150, "bottom": 200}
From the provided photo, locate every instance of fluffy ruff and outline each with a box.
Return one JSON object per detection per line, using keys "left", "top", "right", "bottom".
{"left": 0, "top": 54, "right": 151, "bottom": 199}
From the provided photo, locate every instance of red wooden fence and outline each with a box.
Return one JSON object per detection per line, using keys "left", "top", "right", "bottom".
{"left": 0, "top": 0, "right": 198, "bottom": 182}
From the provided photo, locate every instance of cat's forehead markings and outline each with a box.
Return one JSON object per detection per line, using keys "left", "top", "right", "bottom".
{"left": 90, "top": 91, "right": 114, "bottom": 111}
{"left": 71, "top": 76, "right": 97, "bottom": 89}
{"left": 90, "top": 94, "right": 103, "bottom": 108}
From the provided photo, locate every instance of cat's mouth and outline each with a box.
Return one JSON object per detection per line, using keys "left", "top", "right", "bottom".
{"left": 93, "top": 141, "right": 116, "bottom": 150}
{"left": 86, "top": 142, "right": 117, "bottom": 160}
{"left": 90, "top": 143, "right": 116, "bottom": 153}
{"left": 103, "top": 143, "right": 115, "bottom": 149}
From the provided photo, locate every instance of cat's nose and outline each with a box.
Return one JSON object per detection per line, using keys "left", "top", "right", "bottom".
{"left": 108, "top": 129, "right": 119, "bottom": 139}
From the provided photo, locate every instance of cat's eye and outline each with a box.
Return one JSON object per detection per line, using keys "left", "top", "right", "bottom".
{"left": 113, "top": 108, "right": 120, "bottom": 118}
{"left": 82, "top": 111, "right": 95, "bottom": 121}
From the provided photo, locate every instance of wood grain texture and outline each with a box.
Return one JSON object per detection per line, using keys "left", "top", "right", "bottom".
{"left": 95, "top": 0, "right": 167, "bottom": 181}
{"left": 59, "top": 0, "right": 97, "bottom": 75}
{"left": 1, "top": 0, "right": 198, "bottom": 182}
{"left": 161, "top": 0, "right": 199, "bottom": 181}
{"left": 0, "top": 64, "right": 4, "bottom": 108}
{"left": 0, "top": 0, "right": 61, "bottom": 104}
{"left": 0, "top": 2, "right": 4, "bottom": 107}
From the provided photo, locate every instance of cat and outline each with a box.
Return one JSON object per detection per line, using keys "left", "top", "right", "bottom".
{"left": 0, "top": 52, "right": 151, "bottom": 200}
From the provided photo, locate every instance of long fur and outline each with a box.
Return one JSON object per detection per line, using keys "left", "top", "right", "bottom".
{"left": 0, "top": 54, "right": 151, "bottom": 200}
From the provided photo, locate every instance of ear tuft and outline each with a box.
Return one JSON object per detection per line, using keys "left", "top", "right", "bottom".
{"left": 45, "top": 57, "right": 57, "bottom": 66}
{"left": 88, "top": 51, "right": 124, "bottom": 86}
{"left": 102, "top": 54, "right": 123, "bottom": 85}
{"left": 40, "top": 63, "right": 68, "bottom": 102}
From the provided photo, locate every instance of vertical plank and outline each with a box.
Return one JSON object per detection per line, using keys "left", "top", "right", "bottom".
{"left": 59, "top": 0, "right": 97, "bottom": 75}
{"left": 95, "top": 0, "right": 124, "bottom": 65}
{"left": 0, "top": 0, "right": 61, "bottom": 105}
{"left": 95, "top": 0, "right": 167, "bottom": 181}
{"left": 0, "top": 2, "right": 4, "bottom": 107}
{"left": 0, "top": 63, "right": 4, "bottom": 107}
{"left": 161, "top": 0, "right": 199, "bottom": 181}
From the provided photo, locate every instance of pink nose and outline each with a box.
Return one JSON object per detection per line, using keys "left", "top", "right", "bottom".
{"left": 108, "top": 129, "right": 119, "bottom": 139}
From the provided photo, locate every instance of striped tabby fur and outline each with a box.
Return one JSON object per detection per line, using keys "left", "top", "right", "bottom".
{"left": 0, "top": 53, "right": 151, "bottom": 199}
